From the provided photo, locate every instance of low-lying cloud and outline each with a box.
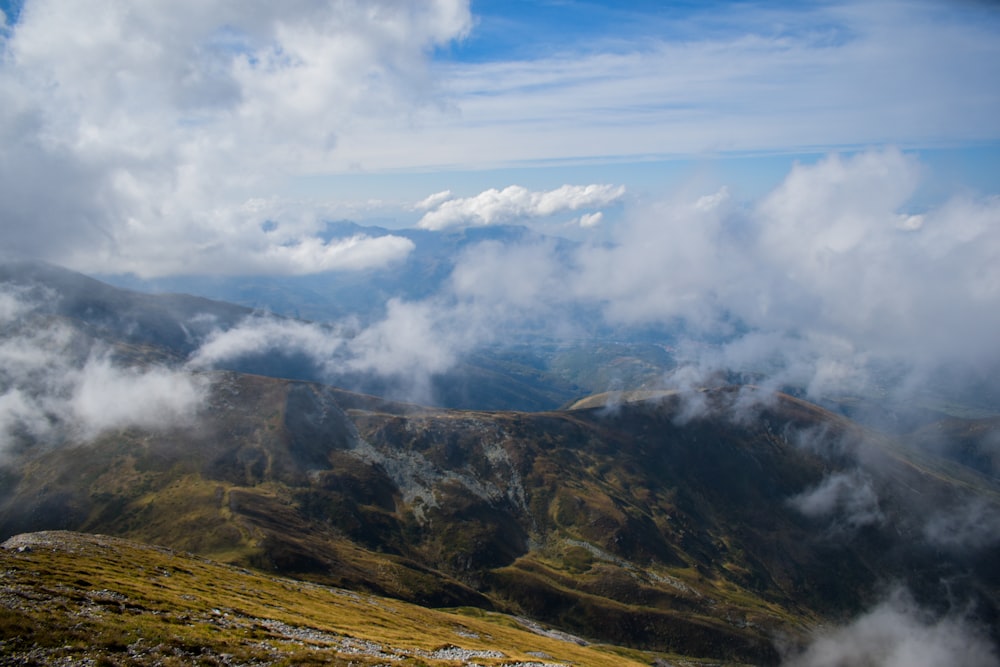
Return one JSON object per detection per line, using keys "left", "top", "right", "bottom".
{"left": 922, "top": 498, "right": 1000, "bottom": 552}
{"left": 782, "top": 588, "right": 999, "bottom": 667}
{"left": 177, "top": 149, "right": 1000, "bottom": 415}
{"left": 0, "top": 287, "right": 207, "bottom": 454}
{"left": 788, "top": 469, "right": 884, "bottom": 534}
{"left": 415, "top": 150, "right": 1000, "bottom": 410}
{"left": 415, "top": 184, "right": 626, "bottom": 230}
{"left": 188, "top": 316, "right": 348, "bottom": 375}
{"left": 245, "top": 232, "right": 415, "bottom": 276}
{"left": 68, "top": 356, "right": 206, "bottom": 439}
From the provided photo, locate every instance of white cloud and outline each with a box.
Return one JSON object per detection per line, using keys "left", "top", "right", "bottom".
{"left": 922, "top": 498, "right": 1000, "bottom": 552}
{"left": 555, "top": 149, "right": 1000, "bottom": 400}
{"left": 333, "top": 2, "right": 1000, "bottom": 171}
{"left": 68, "top": 356, "right": 208, "bottom": 438}
{"left": 259, "top": 234, "right": 414, "bottom": 275}
{"left": 448, "top": 239, "right": 567, "bottom": 311}
{"left": 0, "top": 288, "right": 208, "bottom": 452}
{"left": 788, "top": 470, "right": 884, "bottom": 533}
{"left": 248, "top": 149, "right": 1000, "bottom": 410}
{"left": 415, "top": 190, "right": 454, "bottom": 211}
{"left": 0, "top": 0, "right": 470, "bottom": 276}
{"left": 1, "top": 0, "right": 996, "bottom": 276}
{"left": 0, "top": 285, "right": 34, "bottom": 324}
{"left": 345, "top": 298, "right": 468, "bottom": 379}
{"left": 783, "top": 588, "right": 999, "bottom": 667}
{"left": 185, "top": 301, "right": 490, "bottom": 405}
{"left": 187, "top": 316, "right": 348, "bottom": 374}
{"left": 416, "top": 184, "right": 626, "bottom": 230}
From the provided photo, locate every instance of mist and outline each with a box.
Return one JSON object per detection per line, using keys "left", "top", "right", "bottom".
{"left": 180, "top": 149, "right": 1000, "bottom": 414}
{"left": 782, "top": 588, "right": 999, "bottom": 667}
{"left": 0, "top": 286, "right": 207, "bottom": 456}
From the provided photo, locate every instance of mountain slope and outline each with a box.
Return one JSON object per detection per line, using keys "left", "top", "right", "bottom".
{"left": 0, "top": 530, "right": 656, "bottom": 666}
{"left": 1, "top": 369, "right": 997, "bottom": 664}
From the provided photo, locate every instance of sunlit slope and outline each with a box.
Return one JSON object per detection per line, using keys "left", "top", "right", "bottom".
{"left": 0, "top": 530, "right": 657, "bottom": 666}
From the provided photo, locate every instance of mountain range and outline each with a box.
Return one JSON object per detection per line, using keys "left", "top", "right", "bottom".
{"left": 1, "top": 260, "right": 998, "bottom": 665}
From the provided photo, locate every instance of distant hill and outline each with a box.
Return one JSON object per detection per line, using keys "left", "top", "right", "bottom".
{"left": 0, "top": 259, "right": 251, "bottom": 357}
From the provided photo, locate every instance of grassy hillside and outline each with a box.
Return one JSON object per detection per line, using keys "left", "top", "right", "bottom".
{"left": 0, "top": 531, "right": 667, "bottom": 666}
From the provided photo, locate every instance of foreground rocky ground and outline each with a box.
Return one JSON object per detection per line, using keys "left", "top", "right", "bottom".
{"left": 1, "top": 531, "right": 718, "bottom": 667}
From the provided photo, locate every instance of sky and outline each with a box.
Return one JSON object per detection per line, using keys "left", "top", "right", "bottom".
{"left": 0, "top": 0, "right": 998, "bottom": 277}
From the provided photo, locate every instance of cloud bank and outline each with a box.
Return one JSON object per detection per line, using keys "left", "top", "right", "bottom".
{"left": 436, "top": 150, "right": 1000, "bottom": 405}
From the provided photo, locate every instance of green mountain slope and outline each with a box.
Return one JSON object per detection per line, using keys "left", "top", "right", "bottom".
{"left": 2, "top": 370, "right": 997, "bottom": 664}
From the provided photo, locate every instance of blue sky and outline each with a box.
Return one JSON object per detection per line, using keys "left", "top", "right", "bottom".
{"left": 289, "top": 0, "right": 1000, "bottom": 217}
{"left": 0, "top": 0, "right": 999, "bottom": 272}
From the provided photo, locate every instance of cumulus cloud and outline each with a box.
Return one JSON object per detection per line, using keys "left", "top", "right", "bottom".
{"left": 0, "top": 0, "right": 469, "bottom": 276}
{"left": 416, "top": 183, "right": 626, "bottom": 230}
{"left": 782, "top": 588, "right": 999, "bottom": 667}
{"left": 554, "top": 149, "right": 1000, "bottom": 405}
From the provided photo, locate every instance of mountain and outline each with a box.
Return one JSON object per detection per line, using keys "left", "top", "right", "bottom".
{"left": 1, "top": 369, "right": 998, "bottom": 663}
{"left": 0, "top": 259, "right": 252, "bottom": 358}
{"left": 2, "top": 262, "right": 999, "bottom": 665}
{"left": 0, "top": 259, "right": 586, "bottom": 411}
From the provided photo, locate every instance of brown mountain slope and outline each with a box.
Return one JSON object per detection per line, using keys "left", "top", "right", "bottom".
{"left": 0, "top": 373, "right": 998, "bottom": 664}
